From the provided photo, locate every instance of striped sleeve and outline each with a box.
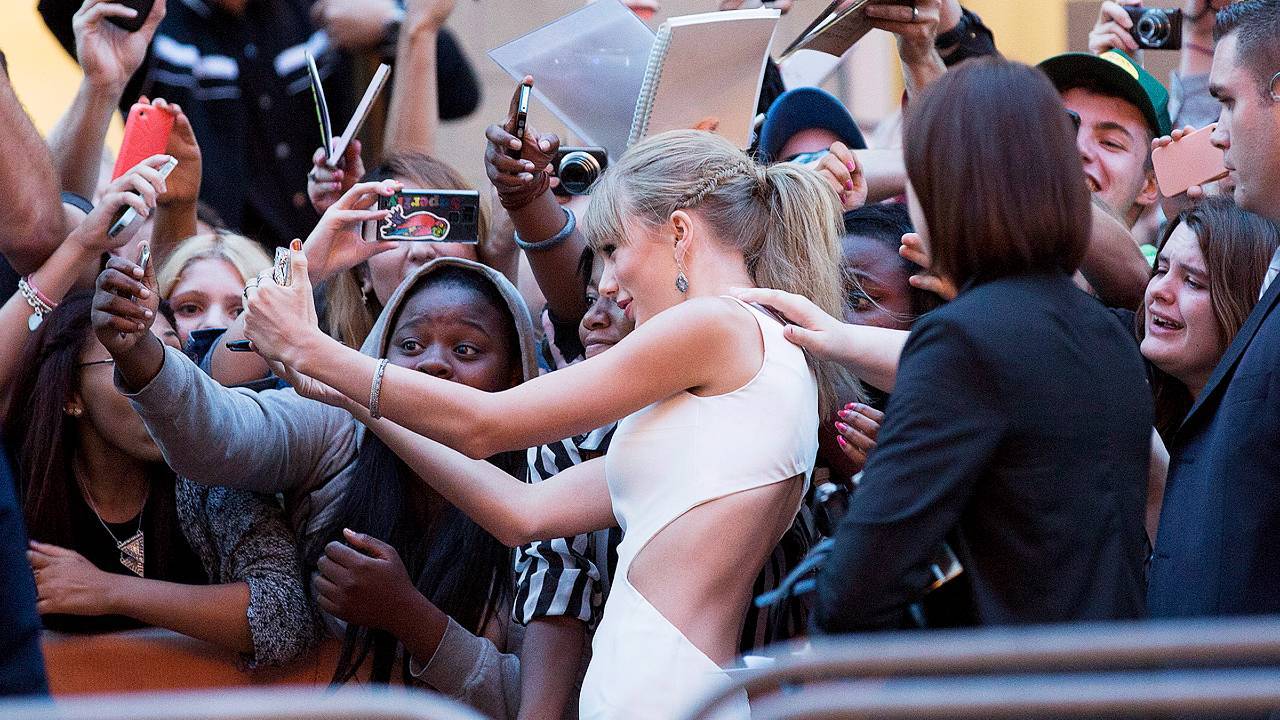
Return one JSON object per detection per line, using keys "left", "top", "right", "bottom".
{"left": 511, "top": 439, "right": 604, "bottom": 626}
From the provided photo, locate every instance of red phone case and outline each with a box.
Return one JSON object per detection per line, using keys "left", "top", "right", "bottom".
{"left": 112, "top": 103, "right": 174, "bottom": 180}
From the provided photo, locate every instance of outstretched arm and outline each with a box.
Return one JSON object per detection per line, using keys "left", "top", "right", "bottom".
{"left": 244, "top": 249, "right": 755, "bottom": 459}
{"left": 352, "top": 395, "right": 615, "bottom": 546}
{"left": 381, "top": 0, "right": 454, "bottom": 156}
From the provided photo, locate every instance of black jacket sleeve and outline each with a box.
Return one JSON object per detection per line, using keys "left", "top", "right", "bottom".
{"left": 813, "top": 314, "right": 1005, "bottom": 633}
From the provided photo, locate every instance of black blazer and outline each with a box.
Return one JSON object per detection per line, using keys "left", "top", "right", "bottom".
{"left": 1148, "top": 277, "right": 1280, "bottom": 618}
{"left": 814, "top": 273, "right": 1153, "bottom": 632}
{"left": 0, "top": 447, "right": 48, "bottom": 697}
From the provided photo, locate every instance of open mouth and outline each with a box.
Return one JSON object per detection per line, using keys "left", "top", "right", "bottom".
{"left": 1151, "top": 313, "right": 1184, "bottom": 331}
{"left": 1085, "top": 176, "right": 1101, "bottom": 193}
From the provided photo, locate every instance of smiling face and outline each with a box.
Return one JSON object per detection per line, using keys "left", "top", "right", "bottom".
{"left": 595, "top": 213, "right": 687, "bottom": 326}
{"left": 1141, "top": 223, "right": 1221, "bottom": 398}
{"left": 578, "top": 253, "right": 635, "bottom": 359}
{"left": 167, "top": 257, "right": 246, "bottom": 345}
{"left": 1209, "top": 34, "right": 1280, "bottom": 223}
{"left": 383, "top": 278, "right": 519, "bottom": 392}
{"left": 1061, "top": 87, "right": 1157, "bottom": 227}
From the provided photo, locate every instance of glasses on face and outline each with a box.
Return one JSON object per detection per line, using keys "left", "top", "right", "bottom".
{"left": 783, "top": 149, "right": 831, "bottom": 165}
{"left": 1067, "top": 109, "right": 1082, "bottom": 132}
{"left": 77, "top": 359, "right": 115, "bottom": 369}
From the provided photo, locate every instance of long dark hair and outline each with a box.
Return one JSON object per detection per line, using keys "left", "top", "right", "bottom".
{"left": 3, "top": 292, "right": 181, "bottom": 571}
{"left": 1136, "top": 197, "right": 1280, "bottom": 439}
{"left": 311, "top": 267, "right": 524, "bottom": 685}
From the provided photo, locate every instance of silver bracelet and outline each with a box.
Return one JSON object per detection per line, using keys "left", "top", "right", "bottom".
{"left": 18, "top": 276, "right": 54, "bottom": 331}
{"left": 369, "top": 358, "right": 389, "bottom": 420}
{"left": 513, "top": 207, "right": 576, "bottom": 251}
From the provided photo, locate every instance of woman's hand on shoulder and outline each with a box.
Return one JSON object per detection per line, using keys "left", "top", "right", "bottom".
{"left": 729, "top": 287, "right": 852, "bottom": 361}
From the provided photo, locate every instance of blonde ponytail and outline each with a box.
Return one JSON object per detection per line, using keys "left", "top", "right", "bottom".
{"left": 583, "top": 130, "right": 862, "bottom": 414}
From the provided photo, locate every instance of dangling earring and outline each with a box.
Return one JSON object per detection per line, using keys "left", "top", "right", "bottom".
{"left": 675, "top": 270, "right": 689, "bottom": 294}
{"left": 64, "top": 405, "right": 83, "bottom": 418}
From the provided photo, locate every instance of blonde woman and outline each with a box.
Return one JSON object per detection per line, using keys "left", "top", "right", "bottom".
{"left": 240, "top": 130, "right": 852, "bottom": 718}
{"left": 157, "top": 233, "right": 270, "bottom": 346}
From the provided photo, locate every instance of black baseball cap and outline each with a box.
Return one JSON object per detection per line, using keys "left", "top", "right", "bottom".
{"left": 758, "top": 87, "right": 867, "bottom": 163}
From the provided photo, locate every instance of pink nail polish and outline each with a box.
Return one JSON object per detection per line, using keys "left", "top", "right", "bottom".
{"left": 835, "top": 422, "right": 851, "bottom": 433}
{"left": 837, "top": 435, "right": 849, "bottom": 448}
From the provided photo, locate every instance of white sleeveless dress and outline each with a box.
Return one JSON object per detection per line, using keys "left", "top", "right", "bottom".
{"left": 578, "top": 298, "right": 819, "bottom": 720}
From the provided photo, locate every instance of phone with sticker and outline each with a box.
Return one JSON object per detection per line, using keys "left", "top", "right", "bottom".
{"left": 377, "top": 190, "right": 481, "bottom": 244}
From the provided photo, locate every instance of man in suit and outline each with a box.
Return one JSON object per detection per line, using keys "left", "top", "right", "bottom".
{"left": 1147, "top": 0, "right": 1280, "bottom": 618}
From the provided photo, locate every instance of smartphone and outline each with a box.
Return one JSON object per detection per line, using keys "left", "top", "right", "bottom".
{"left": 377, "top": 190, "right": 481, "bottom": 244}
{"left": 506, "top": 80, "right": 532, "bottom": 160}
{"left": 107, "top": 0, "right": 156, "bottom": 32}
{"left": 1152, "top": 124, "right": 1228, "bottom": 197}
{"left": 112, "top": 103, "right": 174, "bottom": 180}
{"left": 108, "top": 156, "right": 179, "bottom": 237}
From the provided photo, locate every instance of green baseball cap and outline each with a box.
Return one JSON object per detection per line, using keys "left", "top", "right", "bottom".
{"left": 1038, "top": 49, "right": 1172, "bottom": 138}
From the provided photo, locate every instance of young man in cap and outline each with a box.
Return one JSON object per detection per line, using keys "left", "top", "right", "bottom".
{"left": 1040, "top": 49, "right": 1173, "bottom": 231}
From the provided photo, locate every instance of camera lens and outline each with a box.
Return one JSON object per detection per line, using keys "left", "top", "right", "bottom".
{"left": 1136, "top": 10, "right": 1171, "bottom": 48}
{"left": 557, "top": 152, "right": 602, "bottom": 196}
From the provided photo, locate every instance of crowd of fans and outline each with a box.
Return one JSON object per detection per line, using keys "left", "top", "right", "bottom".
{"left": 1, "top": 0, "right": 1278, "bottom": 717}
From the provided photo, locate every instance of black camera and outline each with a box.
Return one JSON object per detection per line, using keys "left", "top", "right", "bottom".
{"left": 1124, "top": 6, "right": 1182, "bottom": 50}
{"left": 552, "top": 147, "right": 608, "bottom": 197}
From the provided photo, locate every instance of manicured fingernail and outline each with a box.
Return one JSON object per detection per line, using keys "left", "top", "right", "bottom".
{"left": 837, "top": 435, "right": 850, "bottom": 448}
{"left": 139, "top": 288, "right": 151, "bottom": 298}
{"left": 846, "top": 161, "right": 856, "bottom": 171}
{"left": 291, "top": 239, "right": 303, "bottom": 251}
{"left": 845, "top": 180, "right": 855, "bottom": 190}
{"left": 838, "top": 409, "right": 851, "bottom": 420}
{"left": 132, "top": 267, "right": 144, "bottom": 278}
{"left": 509, "top": 139, "right": 521, "bottom": 149}
{"left": 835, "top": 422, "right": 852, "bottom": 433}
{"left": 540, "top": 140, "right": 551, "bottom": 152}
{"left": 144, "top": 309, "right": 153, "bottom": 318}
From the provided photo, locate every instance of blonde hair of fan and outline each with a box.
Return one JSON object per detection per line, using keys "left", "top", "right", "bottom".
{"left": 582, "top": 129, "right": 862, "bottom": 413}
{"left": 158, "top": 233, "right": 273, "bottom": 299}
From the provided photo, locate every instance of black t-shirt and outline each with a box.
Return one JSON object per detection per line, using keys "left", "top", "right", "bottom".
{"left": 41, "top": 477, "right": 206, "bottom": 635}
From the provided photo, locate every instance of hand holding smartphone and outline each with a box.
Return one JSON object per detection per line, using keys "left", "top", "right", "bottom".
{"left": 506, "top": 79, "right": 533, "bottom": 160}
{"left": 109, "top": 156, "right": 179, "bottom": 237}
{"left": 113, "top": 102, "right": 175, "bottom": 180}
{"left": 377, "top": 190, "right": 481, "bottom": 244}
{"left": 106, "top": 0, "right": 158, "bottom": 32}
{"left": 1152, "top": 124, "right": 1228, "bottom": 197}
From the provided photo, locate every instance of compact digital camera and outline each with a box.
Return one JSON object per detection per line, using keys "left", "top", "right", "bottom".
{"left": 552, "top": 147, "right": 608, "bottom": 197}
{"left": 1125, "top": 6, "right": 1183, "bottom": 50}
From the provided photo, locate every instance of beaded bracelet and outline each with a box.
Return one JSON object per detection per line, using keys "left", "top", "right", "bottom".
{"left": 514, "top": 207, "right": 576, "bottom": 252}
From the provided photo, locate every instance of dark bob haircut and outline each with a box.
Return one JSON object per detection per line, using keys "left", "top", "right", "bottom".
{"left": 903, "top": 57, "right": 1091, "bottom": 289}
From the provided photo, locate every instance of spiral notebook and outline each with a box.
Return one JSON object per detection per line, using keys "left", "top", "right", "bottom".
{"left": 627, "top": 8, "right": 780, "bottom": 150}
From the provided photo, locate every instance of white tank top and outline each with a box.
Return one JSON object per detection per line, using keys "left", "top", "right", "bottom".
{"left": 605, "top": 297, "right": 819, "bottom": 577}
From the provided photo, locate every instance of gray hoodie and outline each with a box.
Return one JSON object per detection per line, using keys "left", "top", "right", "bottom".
{"left": 124, "top": 258, "right": 540, "bottom": 718}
